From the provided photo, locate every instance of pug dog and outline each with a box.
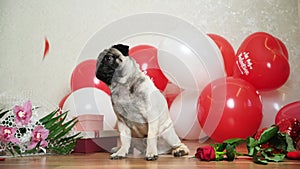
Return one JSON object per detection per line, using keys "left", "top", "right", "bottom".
{"left": 95, "top": 44, "right": 189, "bottom": 161}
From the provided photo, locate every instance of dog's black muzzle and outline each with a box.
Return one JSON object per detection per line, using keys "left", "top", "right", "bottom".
{"left": 95, "top": 54, "right": 119, "bottom": 85}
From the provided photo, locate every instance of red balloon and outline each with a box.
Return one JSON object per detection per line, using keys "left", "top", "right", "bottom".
{"left": 275, "top": 38, "right": 289, "bottom": 60}
{"left": 233, "top": 32, "right": 290, "bottom": 91}
{"left": 58, "top": 92, "right": 71, "bottom": 115}
{"left": 162, "top": 82, "right": 182, "bottom": 109}
{"left": 129, "top": 45, "right": 168, "bottom": 91}
{"left": 59, "top": 93, "right": 71, "bottom": 110}
{"left": 70, "top": 59, "right": 110, "bottom": 95}
{"left": 197, "top": 77, "right": 263, "bottom": 142}
{"left": 275, "top": 101, "right": 300, "bottom": 124}
{"left": 208, "top": 34, "right": 235, "bottom": 76}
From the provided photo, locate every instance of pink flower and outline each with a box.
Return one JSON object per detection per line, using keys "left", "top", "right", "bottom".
{"left": 13, "top": 100, "right": 32, "bottom": 126}
{"left": 0, "top": 125, "right": 19, "bottom": 143}
{"left": 195, "top": 146, "right": 216, "bottom": 161}
{"left": 28, "top": 126, "right": 49, "bottom": 150}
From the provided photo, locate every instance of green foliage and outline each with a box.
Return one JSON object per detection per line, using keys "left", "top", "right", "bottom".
{"left": 207, "top": 125, "right": 296, "bottom": 165}
{"left": 258, "top": 126, "right": 279, "bottom": 144}
{"left": 211, "top": 138, "right": 245, "bottom": 161}
{"left": 0, "top": 108, "right": 10, "bottom": 119}
{"left": 40, "top": 109, "right": 81, "bottom": 155}
{"left": 246, "top": 126, "right": 295, "bottom": 165}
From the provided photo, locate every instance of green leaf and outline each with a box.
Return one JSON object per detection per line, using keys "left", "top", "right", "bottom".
{"left": 247, "top": 137, "right": 259, "bottom": 156}
{"left": 42, "top": 111, "right": 67, "bottom": 129}
{"left": 261, "top": 151, "right": 285, "bottom": 162}
{"left": 47, "top": 117, "right": 77, "bottom": 140}
{"left": 252, "top": 147, "right": 268, "bottom": 165}
{"left": 247, "top": 147, "right": 254, "bottom": 156}
{"left": 254, "top": 156, "right": 268, "bottom": 165}
{"left": 58, "top": 132, "right": 81, "bottom": 143}
{"left": 285, "top": 134, "right": 296, "bottom": 152}
{"left": 52, "top": 119, "right": 78, "bottom": 141}
{"left": 215, "top": 154, "right": 224, "bottom": 161}
{"left": 226, "top": 144, "right": 236, "bottom": 161}
{"left": 269, "top": 135, "right": 287, "bottom": 152}
{"left": 258, "top": 126, "right": 279, "bottom": 144}
{"left": 49, "top": 141, "right": 77, "bottom": 155}
{"left": 8, "top": 148, "right": 15, "bottom": 156}
{"left": 46, "top": 113, "right": 68, "bottom": 131}
{"left": 39, "top": 109, "right": 60, "bottom": 124}
{"left": 0, "top": 109, "right": 10, "bottom": 119}
{"left": 264, "top": 147, "right": 274, "bottom": 152}
{"left": 223, "top": 138, "right": 245, "bottom": 145}
{"left": 13, "top": 146, "right": 22, "bottom": 156}
{"left": 247, "top": 137, "right": 259, "bottom": 147}
{"left": 213, "top": 143, "right": 227, "bottom": 152}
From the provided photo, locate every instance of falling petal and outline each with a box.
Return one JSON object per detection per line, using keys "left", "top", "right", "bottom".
{"left": 43, "top": 37, "right": 50, "bottom": 60}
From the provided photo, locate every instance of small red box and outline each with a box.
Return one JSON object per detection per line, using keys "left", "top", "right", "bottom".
{"left": 73, "top": 130, "right": 119, "bottom": 153}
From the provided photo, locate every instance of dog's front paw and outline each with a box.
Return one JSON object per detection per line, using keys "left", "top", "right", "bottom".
{"left": 145, "top": 154, "right": 158, "bottom": 161}
{"left": 110, "top": 147, "right": 128, "bottom": 160}
{"left": 172, "top": 144, "right": 189, "bottom": 157}
{"left": 173, "top": 150, "right": 186, "bottom": 157}
{"left": 110, "top": 153, "right": 126, "bottom": 160}
{"left": 111, "top": 146, "right": 120, "bottom": 153}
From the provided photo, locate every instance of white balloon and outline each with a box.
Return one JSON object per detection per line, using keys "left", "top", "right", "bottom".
{"left": 260, "top": 86, "right": 299, "bottom": 129}
{"left": 158, "top": 34, "right": 225, "bottom": 92}
{"left": 77, "top": 13, "right": 225, "bottom": 92}
{"left": 62, "top": 87, "right": 117, "bottom": 130}
{"left": 169, "top": 90, "right": 207, "bottom": 140}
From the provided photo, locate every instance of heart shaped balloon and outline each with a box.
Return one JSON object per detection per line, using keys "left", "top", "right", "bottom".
{"left": 70, "top": 59, "right": 110, "bottom": 95}
{"left": 207, "top": 34, "right": 235, "bottom": 76}
{"left": 275, "top": 37, "right": 289, "bottom": 60}
{"left": 233, "top": 32, "right": 290, "bottom": 91}
{"left": 129, "top": 45, "right": 168, "bottom": 91}
{"left": 275, "top": 101, "right": 300, "bottom": 124}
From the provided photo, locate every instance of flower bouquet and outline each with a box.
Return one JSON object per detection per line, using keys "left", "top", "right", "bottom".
{"left": 0, "top": 100, "right": 81, "bottom": 157}
{"left": 195, "top": 118, "right": 300, "bottom": 165}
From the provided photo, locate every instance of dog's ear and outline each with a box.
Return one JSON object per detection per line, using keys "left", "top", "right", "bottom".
{"left": 112, "top": 44, "right": 129, "bottom": 56}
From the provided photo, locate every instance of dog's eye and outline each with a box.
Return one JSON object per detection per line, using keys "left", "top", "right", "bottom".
{"left": 117, "top": 58, "right": 123, "bottom": 62}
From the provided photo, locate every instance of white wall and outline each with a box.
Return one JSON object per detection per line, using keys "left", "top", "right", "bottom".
{"left": 0, "top": 0, "right": 299, "bottom": 111}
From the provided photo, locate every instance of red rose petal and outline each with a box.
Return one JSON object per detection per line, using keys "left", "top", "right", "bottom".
{"left": 286, "top": 151, "right": 300, "bottom": 160}
{"left": 43, "top": 37, "right": 50, "bottom": 60}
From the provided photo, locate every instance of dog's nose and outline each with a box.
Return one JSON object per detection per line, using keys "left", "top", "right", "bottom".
{"left": 103, "top": 55, "right": 114, "bottom": 65}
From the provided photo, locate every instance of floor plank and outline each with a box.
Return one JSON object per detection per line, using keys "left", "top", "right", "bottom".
{"left": 1, "top": 141, "right": 299, "bottom": 169}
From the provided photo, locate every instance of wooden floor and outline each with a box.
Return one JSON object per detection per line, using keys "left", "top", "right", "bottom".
{"left": 1, "top": 141, "right": 299, "bottom": 169}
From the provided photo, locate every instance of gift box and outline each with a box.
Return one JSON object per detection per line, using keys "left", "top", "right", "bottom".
{"left": 73, "top": 130, "right": 119, "bottom": 153}
{"left": 75, "top": 114, "right": 104, "bottom": 131}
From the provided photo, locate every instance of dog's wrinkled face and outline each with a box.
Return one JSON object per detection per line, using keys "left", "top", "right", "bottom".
{"left": 95, "top": 44, "right": 129, "bottom": 85}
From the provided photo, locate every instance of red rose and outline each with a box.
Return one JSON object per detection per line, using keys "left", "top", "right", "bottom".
{"left": 195, "top": 145, "right": 216, "bottom": 161}
{"left": 277, "top": 118, "right": 300, "bottom": 149}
